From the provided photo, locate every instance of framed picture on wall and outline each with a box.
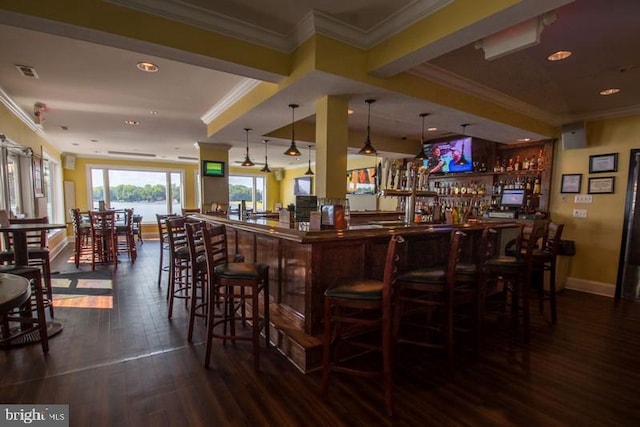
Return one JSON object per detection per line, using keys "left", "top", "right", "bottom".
{"left": 588, "top": 176, "right": 615, "bottom": 194}
{"left": 589, "top": 153, "right": 618, "bottom": 173}
{"left": 561, "top": 174, "right": 582, "bottom": 193}
{"left": 32, "top": 156, "right": 44, "bottom": 198}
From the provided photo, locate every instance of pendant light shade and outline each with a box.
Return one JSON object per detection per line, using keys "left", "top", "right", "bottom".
{"left": 304, "top": 145, "right": 314, "bottom": 175}
{"left": 260, "top": 139, "right": 271, "bottom": 173}
{"left": 241, "top": 128, "right": 254, "bottom": 167}
{"left": 284, "top": 104, "right": 302, "bottom": 156}
{"left": 359, "top": 99, "right": 377, "bottom": 155}
{"left": 415, "top": 113, "right": 429, "bottom": 159}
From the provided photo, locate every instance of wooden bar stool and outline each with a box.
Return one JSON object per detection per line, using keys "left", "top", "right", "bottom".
{"left": 202, "top": 223, "right": 269, "bottom": 371}
{"left": 321, "top": 235, "right": 405, "bottom": 417}
{"left": 155, "top": 214, "right": 178, "bottom": 289}
{"left": 532, "top": 222, "right": 564, "bottom": 323}
{"left": 393, "top": 230, "right": 466, "bottom": 373}
{"left": 166, "top": 216, "right": 193, "bottom": 319}
{"left": 185, "top": 221, "right": 207, "bottom": 342}
{"left": 0, "top": 267, "right": 49, "bottom": 354}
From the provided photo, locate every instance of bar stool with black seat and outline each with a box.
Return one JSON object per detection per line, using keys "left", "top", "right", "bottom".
{"left": 156, "top": 213, "right": 178, "bottom": 289}
{"left": 70, "top": 208, "right": 92, "bottom": 267}
{"left": 485, "top": 221, "right": 546, "bottom": 342}
{"left": 321, "top": 235, "right": 405, "bottom": 417}
{"left": 0, "top": 266, "right": 49, "bottom": 354}
{"left": 185, "top": 221, "right": 208, "bottom": 341}
{"left": 131, "top": 214, "right": 143, "bottom": 244}
{"left": 1, "top": 216, "right": 55, "bottom": 318}
{"left": 532, "top": 222, "right": 564, "bottom": 323}
{"left": 166, "top": 216, "right": 194, "bottom": 319}
{"left": 89, "top": 210, "right": 118, "bottom": 270}
{"left": 202, "top": 222, "right": 270, "bottom": 371}
{"left": 115, "top": 208, "right": 137, "bottom": 264}
{"left": 392, "top": 230, "right": 466, "bottom": 373}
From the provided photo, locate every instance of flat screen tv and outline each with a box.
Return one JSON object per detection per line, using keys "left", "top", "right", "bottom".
{"left": 422, "top": 136, "right": 473, "bottom": 174}
{"left": 346, "top": 167, "right": 376, "bottom": 194}
{"left": 294, "top": 176, "right": 313, "bottom": 195}
{"left": 202, "top": 160, "right": 225, "bottom": 177}
{"left": 501, "top": 189, "right": 525, "bottom": 208}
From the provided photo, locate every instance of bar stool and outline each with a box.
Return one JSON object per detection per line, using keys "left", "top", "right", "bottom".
{"left": 532, "top": 222, "right": 564, "bottom": 323}
{"left": 156, "top": 213, "right": 178, "bottom": 289}
{"left": 115, "top": 208, "right": 137, "bottom": 264}
{"left": 89, "top": 210, "right": 118, "bottom": 270}
{"left": 202, "top": 223, "right": 270, "bottom": 371}
{"left": 166, "top": 216, "right": 193, "bottom": 319}
{"left": 393, "top": 230, "right": 466, "bottom": 373}
{"left": 486, "top": 222, "right": 546, "bottom": 342}
{"left": 185, "top": 221, "right": 207, "bottom": 341}
{"left": 321, "top": 235, "right": 405, "bottom": 416}
{"left": 70, "top": 208, "right": 92, "bottom": 267}
{"left": 0, "top": 266, "right": 49, "bottom": 354}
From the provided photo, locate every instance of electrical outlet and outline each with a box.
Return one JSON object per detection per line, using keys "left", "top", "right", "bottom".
{"left": 575, "top": 195, "right": 593, "bottom": 203}
{"left": 573, "top": 208, "right": 587, "bottom": 218}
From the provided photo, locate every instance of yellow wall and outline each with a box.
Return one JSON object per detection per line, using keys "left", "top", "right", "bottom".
{"left": 550, "top": 114, "right": 640, "bottom": 293}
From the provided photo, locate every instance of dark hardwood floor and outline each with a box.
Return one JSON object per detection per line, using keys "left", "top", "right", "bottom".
{"left": 1, "top": 241, "right": 639, "bottom": 426}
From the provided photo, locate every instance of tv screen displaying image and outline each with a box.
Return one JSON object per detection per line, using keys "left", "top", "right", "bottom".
{"left": 346, "top": 167, "right": 376, "bottom": 194}
{"left": 294, "top": 176, "right": 313, "bottom": 195}
{"left": 423, "top": 137, "right": 473, "bottom": 174}
{"left": 202, "top": 160, "right": 225, "bottom": 177}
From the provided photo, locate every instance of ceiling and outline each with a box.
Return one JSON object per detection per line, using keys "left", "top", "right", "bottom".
{"left": 1, "top": 0, "right": 639, "bottom": 170}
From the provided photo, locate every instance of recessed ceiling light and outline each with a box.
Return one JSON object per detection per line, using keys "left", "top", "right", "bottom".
{"left": 136, "top": 62, "right": 158, "bottom": 72}
{"left": 60, "top": 125, "right": 69, "bottom": 131}
{"left": 427, "top": 127, "right": 438, "bottom": 132}
{"left": 517, "top": 138, "right": 531, "bottom": 142}
{"left": 348, "top": 109, "right": 355, "bottom": 115}
{"left": 150, "top": 110, "right": 158, "bottom": 115}
{"left": 124, "top": 120, "right": 139, "bottom": 125}
{"left": 547, "top": 50, "right": 572, "bottom": 61}
{"left": 600, "top": 88, "right": 620, "bottom": 96}
{"left": 90, "top": 139, "right": 99, "bottom": 143}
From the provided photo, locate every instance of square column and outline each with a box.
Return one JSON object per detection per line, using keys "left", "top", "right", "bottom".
{"left": 315, "top": 96, "right": 349, "bottom": 199}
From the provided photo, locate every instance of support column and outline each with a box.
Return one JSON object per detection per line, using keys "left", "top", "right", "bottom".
{"left": 198, "top": 143, "right": 230, "bottom": 212}
{"left": 315, "top": 96, "right": 349, "bottom": 199}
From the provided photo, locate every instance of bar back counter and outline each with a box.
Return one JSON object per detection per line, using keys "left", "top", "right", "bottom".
{"left": 196, "top": 213, "right": 521, "bottom": 373}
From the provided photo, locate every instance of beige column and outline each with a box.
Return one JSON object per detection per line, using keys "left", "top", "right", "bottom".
{"left": 315, "top": 96, "right": 349, "bottom": 199}
{"left": 198, "top": 143, "right": 231, "bottom": 211}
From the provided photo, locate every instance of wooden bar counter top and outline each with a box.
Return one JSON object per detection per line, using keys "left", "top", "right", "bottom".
{"left": 195, "top": 213, "right": 519, "bottom": 373}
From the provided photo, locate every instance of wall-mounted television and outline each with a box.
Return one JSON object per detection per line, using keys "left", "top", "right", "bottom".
{"left": 202, "top": 160, "right": 225, "bottom": 177}
{"left": 423, "top": 136, "right": 473, "bottom": 174}
{"left": 347, "top": 167, "right": 377, "bottom": 194}
{"left": 501, "top": 189, "right": 525, "bottom": 208}
{"left": 294, "top": 176, "right": 313, "bottom": 195}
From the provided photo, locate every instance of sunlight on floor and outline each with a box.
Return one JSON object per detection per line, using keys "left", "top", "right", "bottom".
{"left": 53, "top": 294, "right": 113, "bottom": 309}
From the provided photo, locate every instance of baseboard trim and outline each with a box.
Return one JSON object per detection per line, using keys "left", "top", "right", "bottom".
{"left": 565, "top": 277, "right": 615, "bottom": 298}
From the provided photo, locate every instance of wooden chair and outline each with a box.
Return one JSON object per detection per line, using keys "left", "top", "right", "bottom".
{"left": 202, "top": 222, "right": 270, "bottom": 371}
{"left": 321, "top": 235, "right": 405, "bottom": 417}
{"left": 70, "top": 208, "right": 92, "bottom": 267}
{"left": 185, "top": 221, "right": 208, "bottom": 341}
{"left": 486, "top": 222, "right": 546, "bottom": 342}
{"left": 131, "top": 214, "right": 143, "bottom": 244}
{"left": 166, "top": 216, "right": 193, "bottom": 319}
{"left": 115, "top": 208, "right": 137, "bottom": 264}
{"left": 532, "top": 222, "right": 565, "bottom": 323}
{"left": 89, "top": 210, "right": 118, "bottom": 270}
{"left": 156, "top": 213, "right": 179, "bottom": 289}
{"left": 393, "top": 231, "right": 466, "bottom": 373}
{"left": 0, "top": 216, "right": 55, "bottom": 318}
{"left": 0, "top": 266, "right": 49, "bottom": 354}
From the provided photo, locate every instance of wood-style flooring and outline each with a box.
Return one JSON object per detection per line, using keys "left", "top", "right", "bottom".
{"left": 1, "top": 241, "right": 639, "bottom": 426}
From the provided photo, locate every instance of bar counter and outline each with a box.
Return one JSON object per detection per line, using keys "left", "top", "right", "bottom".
{"left": 195, "top": 213, "right": 519, "bottom": 373}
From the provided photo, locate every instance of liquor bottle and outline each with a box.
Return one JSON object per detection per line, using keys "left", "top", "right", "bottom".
{"left": 514, "top": 155, "right": 521, "bottom": 171}
{"left": 537, "top": 149, "right": 544, "bottom": 170}
{"left": 533, "top": 177, "right": 541, "bottom": 194}
{"left": 522, "top": 156, "right": 530, "bottom": 170}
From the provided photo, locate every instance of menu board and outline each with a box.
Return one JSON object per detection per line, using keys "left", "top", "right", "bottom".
{"left": 295, "top": 196, "right": 317, "bottom": 222}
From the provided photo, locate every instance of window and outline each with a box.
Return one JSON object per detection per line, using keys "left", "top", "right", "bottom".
{"left": 87, "top": 165, "right": 185, "bottom": 221}
{"left": 42, "top": 152, "right": 64, "bottom": 224}
{"left": 229, "top": 175, "right": 265, "bottom": 211}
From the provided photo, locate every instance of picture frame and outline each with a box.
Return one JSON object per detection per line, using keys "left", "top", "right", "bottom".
{"left": 589, "top": 153, "right": 618, "bottom": 173}
{"left": 32, "top": 156, "right": 44, "bottom": 198}
{"left": 588, "top": 176, "right": 615, "bottom": 194}
{"left": 560, "top": 174, "right": 582, "bottom": 193}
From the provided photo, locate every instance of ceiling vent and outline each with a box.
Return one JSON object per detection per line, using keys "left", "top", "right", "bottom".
{"left": 177, "top": 156, "right": 199, "bottom": 161}
{"left": 107, "top": 151, "right": 156, "bottom": 158}
{"left": 15, "top": 65, "right": 39, "bottom": 79}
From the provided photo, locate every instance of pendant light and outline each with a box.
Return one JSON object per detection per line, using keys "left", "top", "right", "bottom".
{"left": 359, "top": 99, "right": 377, "bottom": 155}
{"left": 241, "top": 128, "right": 254, "bottom": 167}
{"left": 458, "top": 123, "right": 470, "bottom": 165}
{"left": 414, "top": 113, "right": 429, "bottom": 159}
{"left": 260, "top": 139, "right": 271, "bottom": 172}
{"left": 304, "top": 145, "right": 314, "bottom": 175}
{"left": 283, "top": 104, "right": 302, "bottom": 156}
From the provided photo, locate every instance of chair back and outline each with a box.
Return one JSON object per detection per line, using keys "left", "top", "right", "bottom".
{"left": 521, "top": 222, "right": 547, "bottom": 272}
{"left": 156, "top": 213, "right": 179, "bottom": 246}
{"left": 381, "top": 234, "right": 406, "bottom": 303}
{"left": 543, "top": 223, "right": 565, "bottom": 256}
{"left": 185, "top": 221, "right": 205, "bottom": 264}
{"left": 7, "top": 217, "right": 49, "bottom": 249}
{"left": 166, "top": 216, "right": 189, "bottom": 253}
{"left": 201, "top": 222, "right": 231, "bottom": 270}
{"left": 89, "top": 210, "right": 116, "bottom": 236}
{"left": 445, "top": 230, "right": 466, "bottom": 290}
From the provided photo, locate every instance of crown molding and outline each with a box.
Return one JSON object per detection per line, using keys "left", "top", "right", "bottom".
{"left": 0, "top": 86, "right": 48, "bottom": 140}
{"left": 200, "top": 78, "right": 261, "bottom": 125}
